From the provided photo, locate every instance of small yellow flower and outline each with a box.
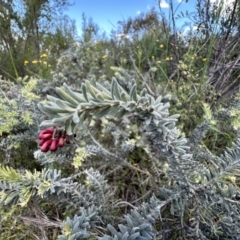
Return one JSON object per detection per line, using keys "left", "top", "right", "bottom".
{"left": 156, "top": 40, "right": 159, "bottom": 42}
{"left": 48, "top": 64, "right": 51, "bottom": 67}
{"left": 43, "top": 61, "right": 47, "bottom": 65}
{"left": 196, "top": 73, "right": 199, "bottom": 77}
{"left": 160, "top": 44, "right": 164, "bottom": 48}
{"left": 40, "top": 53, "right": 47, "bottom": 58}
{"left": 32, "top": 60, "right": 38, "bottom": 64}
{"left": 102, "top": 55, "right": 108, "bottom": 59}
{"left": 176, "top": 46, "right": 178, "bottom": 49}
{"left": 202, "top": 58, "right": 207, "bottom": 62}
{"left": 152, "top": 56, "right": 155, "bottom": 59}
{"left": 157, "top": 60, "right": 161, "bottom": 64}
{"left": 24, "top": 60, "right": 29, "bottom": 64}
{"left": 191, "top": 56, "right": 194, "bottom": 60}
{"left": 166, "top": 57, "right": 171, "bottom": 61}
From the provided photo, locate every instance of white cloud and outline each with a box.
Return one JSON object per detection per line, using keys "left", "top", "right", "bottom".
{"left": 159, "top": 0, "right": 169, "bottom": 8}
{"left": 137, "top": 10, "right": 141, "bottom": 15}
{"left": 177, "top": 0, "right": 183, "bottom": 2}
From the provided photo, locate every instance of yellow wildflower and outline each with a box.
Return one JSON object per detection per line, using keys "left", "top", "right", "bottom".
{"left": 152, "top": 56, "right": 155, "bottom": 59}
{"left": 43, "top": 61, "right": 47, "bottom": 65}
{"left": 202, "top": 58, "right": 207, "bottom": 62}
{"left": 102, "top": 55, "right": 108, "bottom": 59}
{"left": 40, "top": 53, "right": 47, "bottom": 58}
{"left": 24, "top": 60, "right": 29, "bottom": 65}
{"left": 160, "top": 44, "right": 164, "bottom": 48}
{"left": 32, "top": 60, "right": 38, "bottom": 64}
{"left": 48, "top": 64, "right": 51, "bottom": 67}
{"left": 166, "top": 57, "right": 171, "bottom": 61}
{"left": 157, "top": 60, "right": 161, "bottom": 64}
{"left": 156, "top": 39, "right": 159, "bottom": 42}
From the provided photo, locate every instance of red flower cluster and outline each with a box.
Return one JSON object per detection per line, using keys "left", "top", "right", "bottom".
{"left": 38, "top": 128, "right": 70, "bottom": 152}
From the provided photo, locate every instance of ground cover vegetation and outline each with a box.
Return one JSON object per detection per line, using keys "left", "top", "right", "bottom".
{"left": 0, "top": 0, "right": 240, "bottom": 239}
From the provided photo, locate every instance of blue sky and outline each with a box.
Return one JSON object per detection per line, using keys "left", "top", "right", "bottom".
{"left": 66, "top": 0, "right": 197, "bottom": 35}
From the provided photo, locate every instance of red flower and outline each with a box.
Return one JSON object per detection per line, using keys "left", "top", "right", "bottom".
{"left": 38, "top": 128, "right": 74, "bottom": 152}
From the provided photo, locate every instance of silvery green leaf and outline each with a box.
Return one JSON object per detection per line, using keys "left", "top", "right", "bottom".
{"left": 46, "top": 95, "right": 75, "bottom": 108}
{"left": 181, "top": 154, "right": 192, "bottom": 160}
{"left": 85, "top": 80, "right": 99, "bottom": 101}
{"left": 175, "top": 147, "right": 186, "bottom": 154}
{"left": 79, "top": 110, "right": 90, "bottom": 125}
{"left": 39, "top": 120, "right": 55, "bottom": 128}
{"left": 55, "top": 87, "right": 79, "bottom": 106}
{"left": 96, "top": 93, "right": 105, "bottom": 101}
{"left": 111, "top": 78, "right": 116, "bottom": 100}
{"left": 55, "top": 99, "right": 76, "bottom": 112}
{"left": 122, "top": 232, "right": 129, "bottom": 240}
{"left": 82, "top": 84, "right": 89, "bottom": 102}
{"left": 65, "top": 120, "right": 73, "bottom": 135}
{"left": 118, "top": 224, "right": 128, "bottom": 234}
{"left": 107, "top": 224, "right": 118, "bottom": 236}
{"left": 145, "top": 115, "right": 153, "bottom": 125}
{"left": 106, "top": 106, "right": 121, "bottom": 119}
{"left": 140, "top": 88, "right": 147, "bottom": 97}
{"left": 113, "top": 79, "right": 122, "bottom": 100}
{"left": 96, "top": 82, "right": 111, "bottom": 96}
{"left": 42, "top": 103, "right": 71, "bottom": 114}
{"left": 155, "top": 95, "right": 163, "bottom": 104}
{"left": 143, "top": 124, "right": 158, "bottom": 132}
{"left": 114, "top": 108, "right": 126, "bottom": 120}
{"left": 128, "top": 233, "right": 139, "bottom": 240}
{"left": 151, "top": 111, "right": 162, "bottom": 118}
{"left": 157, "top": 102, "right": 170, "bottom": 112}
{"left": 93, "top": 107, "right": 111, "bottom": 119}
{"left": 66, "top": 217, "right": 73, "bottom": 228}
{"left": 72, "top": 110, "right": 80, "bottom": 123}
{"left": 76, "top": 232, "right": 90, "bottom": 238}
{"left": 52, "top": 114, "right": 73, "bottom": 123}
{"left": 130, "top": 84, "right": 137, "bottom": 102}
{"left": 69, "top": 234, "right": 76, "bottom": 240}
{"left": 72, "top": 221, "right": 80, "bottom": 233}
{"left": 57, "top": 236, "right": 67, "bottom": 240}
{"left": 120, "top": 92, "right": 129, "bottom": 102}
{"left": 38, "top": 102, "right": 60, "bottom": 118}
{"left": 141, "top": 230, "right": 154, "bottom": 239}
{"left": 63, "top": 83, "right": 86, "bottom": 103}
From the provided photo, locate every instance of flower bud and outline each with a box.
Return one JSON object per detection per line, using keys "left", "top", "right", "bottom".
{"left": 58, "top": 137, "right": 64, "bottom": 147}
{"left": 40, "top": 139, "right": 52, "bottom": 152}
{"left": 50, "top": 139, "right": 58, "bottom": 152}
{"left": 39, "top": 128, "right": 54, "bottom": 139}
{"left": 39, "top": 133, "right": 53, "bottom": 140}
{"left": 39, "top": 139, "right": 45, "bottom": 146}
